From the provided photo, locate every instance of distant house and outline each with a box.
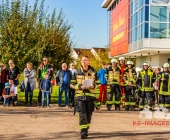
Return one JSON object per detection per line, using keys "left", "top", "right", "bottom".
{"left": 72, "top": 47, "right": 109, "bottom": 62}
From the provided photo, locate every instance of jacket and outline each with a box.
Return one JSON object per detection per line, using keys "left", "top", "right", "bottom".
{"left": 97, "top": 68, "right": 107, "bottom": 85}
{"left": 38, "top": 63, "right": 53, "bottom": 80}
{"left": 137, "top": 68, "right": 156, "bottom": 91}
{"left": 40, "top": 79, "right": 51, "bottom": 92}
{"left": 124, "top": 68, "right": 137, "bottom": 86}
{"left": 158, "top": 71, "right": 170, "bottom": 95}
{"left": 107, "top": 66, "right": 121, "bottom": 85}
{"left": 72, "top": 66, "right": 97, "bottom": 101}
{"left": 56, "top": 69, "right": 72, "bottom": 87}
{"left": 23, "top": 68, "right": 36, "bottom": 90}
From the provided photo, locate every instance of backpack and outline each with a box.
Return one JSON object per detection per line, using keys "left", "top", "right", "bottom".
{"left": 20, "top": 80, "right": 25, "bottom": 92}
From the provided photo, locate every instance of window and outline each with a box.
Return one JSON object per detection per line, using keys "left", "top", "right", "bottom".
{"left": 150, "top": 23, "right": 170, "bottom": 39}
{"left": 150, "top": 6, "right": 169, "bottom": 22}
{"left": 145, "top": 6, "right": 149, "bottom": 21}
{"left": 145, "top": 22, "right": 149, "bottom": 38}
{"left": 145, "top": 0, "right": 149, "bottom": 4}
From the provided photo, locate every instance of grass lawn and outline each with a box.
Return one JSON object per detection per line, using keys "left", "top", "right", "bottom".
{"left": 17, "top": 86, "right": 100, "bottom": 104}
{"left": 17, "top": 86, "right": 61, "bottom": 104}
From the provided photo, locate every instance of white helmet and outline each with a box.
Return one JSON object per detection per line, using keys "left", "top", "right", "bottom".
{"left": 126, "top": 60, "right": 133, "bottom": 65}
{"left": 163, "top": 63, "right": 169, "bottom": 68}
{"left": 111, "top": 58, "right": 118, "bottom": 63}
{"left": 143, "top": 61, "right": 149, "bottom": 66}
{"left": 119, "top": 57, "right": 125, "bottom": 61}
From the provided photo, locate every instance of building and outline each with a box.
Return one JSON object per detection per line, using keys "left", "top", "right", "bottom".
{"left": 72, "top": 47, "right": 108, "bottom": 60}
{"left": 102, "top": 0, "right": 170, "bottom": 69}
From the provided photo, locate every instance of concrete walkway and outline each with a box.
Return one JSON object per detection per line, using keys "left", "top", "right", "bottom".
{"left": 0, "top": 104, "right": 170, "bottom": 140}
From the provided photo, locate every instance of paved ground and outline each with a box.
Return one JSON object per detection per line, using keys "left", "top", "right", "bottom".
{"left": 0, "top": 104, "right": 170, "bottom": 140}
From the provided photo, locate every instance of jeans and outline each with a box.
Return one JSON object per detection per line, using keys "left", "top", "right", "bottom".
{"left": 25, "top": 83, "right": 33, "bottom": 104}
{"left": 58, "top": 86, "right": 69, "bottom": 105}
{"left": 42, "top": 91, "right": 50, "bottom": 107}
{"left": 4, "top": 97, "right": 9, "bottom": 106}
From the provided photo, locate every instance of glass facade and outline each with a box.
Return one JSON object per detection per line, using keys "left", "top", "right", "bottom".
{"left": 150, "top": 6, "right": 170, "bottom": 39}
{"left": 129, "top": 0, "right": 149, "bottom": 43}
{"left": 130, "top": 0, "right": 170, "bottom": 44}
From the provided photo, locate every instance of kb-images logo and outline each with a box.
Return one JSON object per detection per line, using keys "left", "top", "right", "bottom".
{"left": 139, "top": 107, "right": 170, "bottom": 120}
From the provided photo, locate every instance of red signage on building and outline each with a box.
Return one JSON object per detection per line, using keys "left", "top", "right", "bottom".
{"left": 110, "top": 0, "right": 129, "bottom": 56}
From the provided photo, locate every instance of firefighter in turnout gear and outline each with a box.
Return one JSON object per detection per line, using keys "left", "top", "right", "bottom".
{"left": 70, "top": 56, "right": 97, "bottom": 139}
{"left": 118, "top": 57, "right": 126, "bottom": 107}
{"left": 158, "top": 63, "right": 170, "bottom": 110}
{"left": 106, "top": 58, "right": 122, "bottom": 111}
{"left": 137, "top": 61, "right": 156, "bottom": 111}
{"left": 124, "top": 60, "right": 137, "bottom": 111}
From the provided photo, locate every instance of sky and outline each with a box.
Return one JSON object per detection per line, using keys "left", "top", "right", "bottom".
{"left": 28, "top": 0, "right": 108, "bottom": 48}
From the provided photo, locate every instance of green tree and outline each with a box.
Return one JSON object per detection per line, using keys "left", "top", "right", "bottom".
{"left": 75, "top": 48, "right": 110, "bottom": 71}
{"left": 0, "top": 0, "right": 74, "bottom": 71}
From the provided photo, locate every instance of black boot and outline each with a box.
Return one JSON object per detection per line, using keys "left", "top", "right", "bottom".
{"left": 80, "top": 129, "right": 87, "bottom": 139}
{"left": 115, "top": 104, "right": 120, "bottom": 111}
{"left": 139, "top": 108, "right": 143, "bottom": 111}
{"left": 125, "top": 105, "right": 129, "bottom": 111}
{"left": 107, "top": 104, "right": 112, "bottom": 111}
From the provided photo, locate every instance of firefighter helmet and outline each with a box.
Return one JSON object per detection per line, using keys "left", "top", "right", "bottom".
{"left": 119, "top": 57, "right": 125, "bottom": 61}
{"left": 143, "top": 61, "right": 149, "bottom": 66}
{"left": 126, "top": 60, "right": 133, "bottom": 65}
{"left": 111, "top": 58, "right": 118, "bottom": 63}
{"left": 163, "top": 63, "right": 169, "bottom": 68}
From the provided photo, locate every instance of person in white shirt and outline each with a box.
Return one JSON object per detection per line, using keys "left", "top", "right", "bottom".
{"left": 3, "top": 80, "right": 17, "bottom": 106}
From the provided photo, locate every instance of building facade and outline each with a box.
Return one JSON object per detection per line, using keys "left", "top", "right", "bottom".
{"left": 102, "top": 0, "right": 170, "bottom": 69}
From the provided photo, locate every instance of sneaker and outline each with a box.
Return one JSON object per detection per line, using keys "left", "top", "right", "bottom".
{"left": 58, "top": 105, "right": 61, "bottom": 107}
{"left": 41, "top": 106, "right": 44, "bottom": 108}
{"left": 14, "top": 101, "right": 17, "bottom": 106}
{"left": 47, "top": 106, "right": 51, "bottom": 108}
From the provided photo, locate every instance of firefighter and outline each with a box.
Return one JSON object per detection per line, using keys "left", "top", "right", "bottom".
{"left": 124, "top": 60, "right": 137, "bottom": 111}
{"left": 70, "top": 55, "right": 97, "bottom": 139}
{"left": 118, "top": 57, "right": 126, "bottom": 107}
{"left": 106, "top": 58, "right": 122, "bottom": 111}
{"left": 158, "top": 63, "right": 170, "bottom": 110}
{"left": 137, "top": 61, "right": 156, "bottom": 111}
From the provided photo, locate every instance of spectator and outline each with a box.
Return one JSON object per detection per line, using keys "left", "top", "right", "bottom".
{"left": 0, "top": 63, "right": 7, "bottom": 100}
{"left": 24, "top": 62, "right": 36, "bottom": 106}
{"left": 2, "top": 79, "right": 17, "bottom": 106}
{"left": 153, "top": 67, "right": 161, "bottom": 104}
{"left": 3, "top": 83, "right": 10, "bottom": 107}
{"left": 69, "top": 62, "right": 77, "bottom": 107}
{"left": 97, "top": 62, "right": 108, "bottom": 104}
{"left": 7, "top": 60, "right": 20, "bottom": 86}
{"left": 40, "top": 72, "right": 51, "bottom": 108}
{"left": 56, "top": 63, "right": 72, "bottom": 107}
{"left": 38, "top": 56, "right": 53, "bottom": 104}
{"left": 107, "top": 63, "right": 112, "bottom": 69}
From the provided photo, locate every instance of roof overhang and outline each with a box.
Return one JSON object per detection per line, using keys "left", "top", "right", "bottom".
{"left": 112, "top": 48, "right": 170, "bottom": 58}
{"left": 101, "top": 0, "right": 112, "bottom": 8}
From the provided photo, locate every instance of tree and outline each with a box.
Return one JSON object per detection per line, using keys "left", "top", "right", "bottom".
{"left": 75, "top": 48, "right": 110, "bottom": 71}
{"left": 0, "top": 0, "right": 74, "bottom": 71}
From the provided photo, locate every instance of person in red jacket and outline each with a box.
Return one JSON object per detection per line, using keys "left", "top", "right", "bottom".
{"left": 0, "top": 63, "right": 7, "bottom": 99}
{"left": 118, "top": 57, "right": 126, "bottom": 107}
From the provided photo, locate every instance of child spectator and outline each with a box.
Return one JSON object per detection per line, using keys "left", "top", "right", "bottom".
{"left": 2, "top": 80, "right": 17, "bottom": 106}
{"left": 3, "top": 83, "right": 10, "bottom": 107}
{"left": 97, "top": 62, "right": 108, "bottom": 104}
{"left": 40, "top": 72, "right": 51, "bottom": 108}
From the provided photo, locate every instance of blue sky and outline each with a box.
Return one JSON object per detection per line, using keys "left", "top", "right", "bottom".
{"left": 28, "top": 0, "right": 108, "bottom": 48}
